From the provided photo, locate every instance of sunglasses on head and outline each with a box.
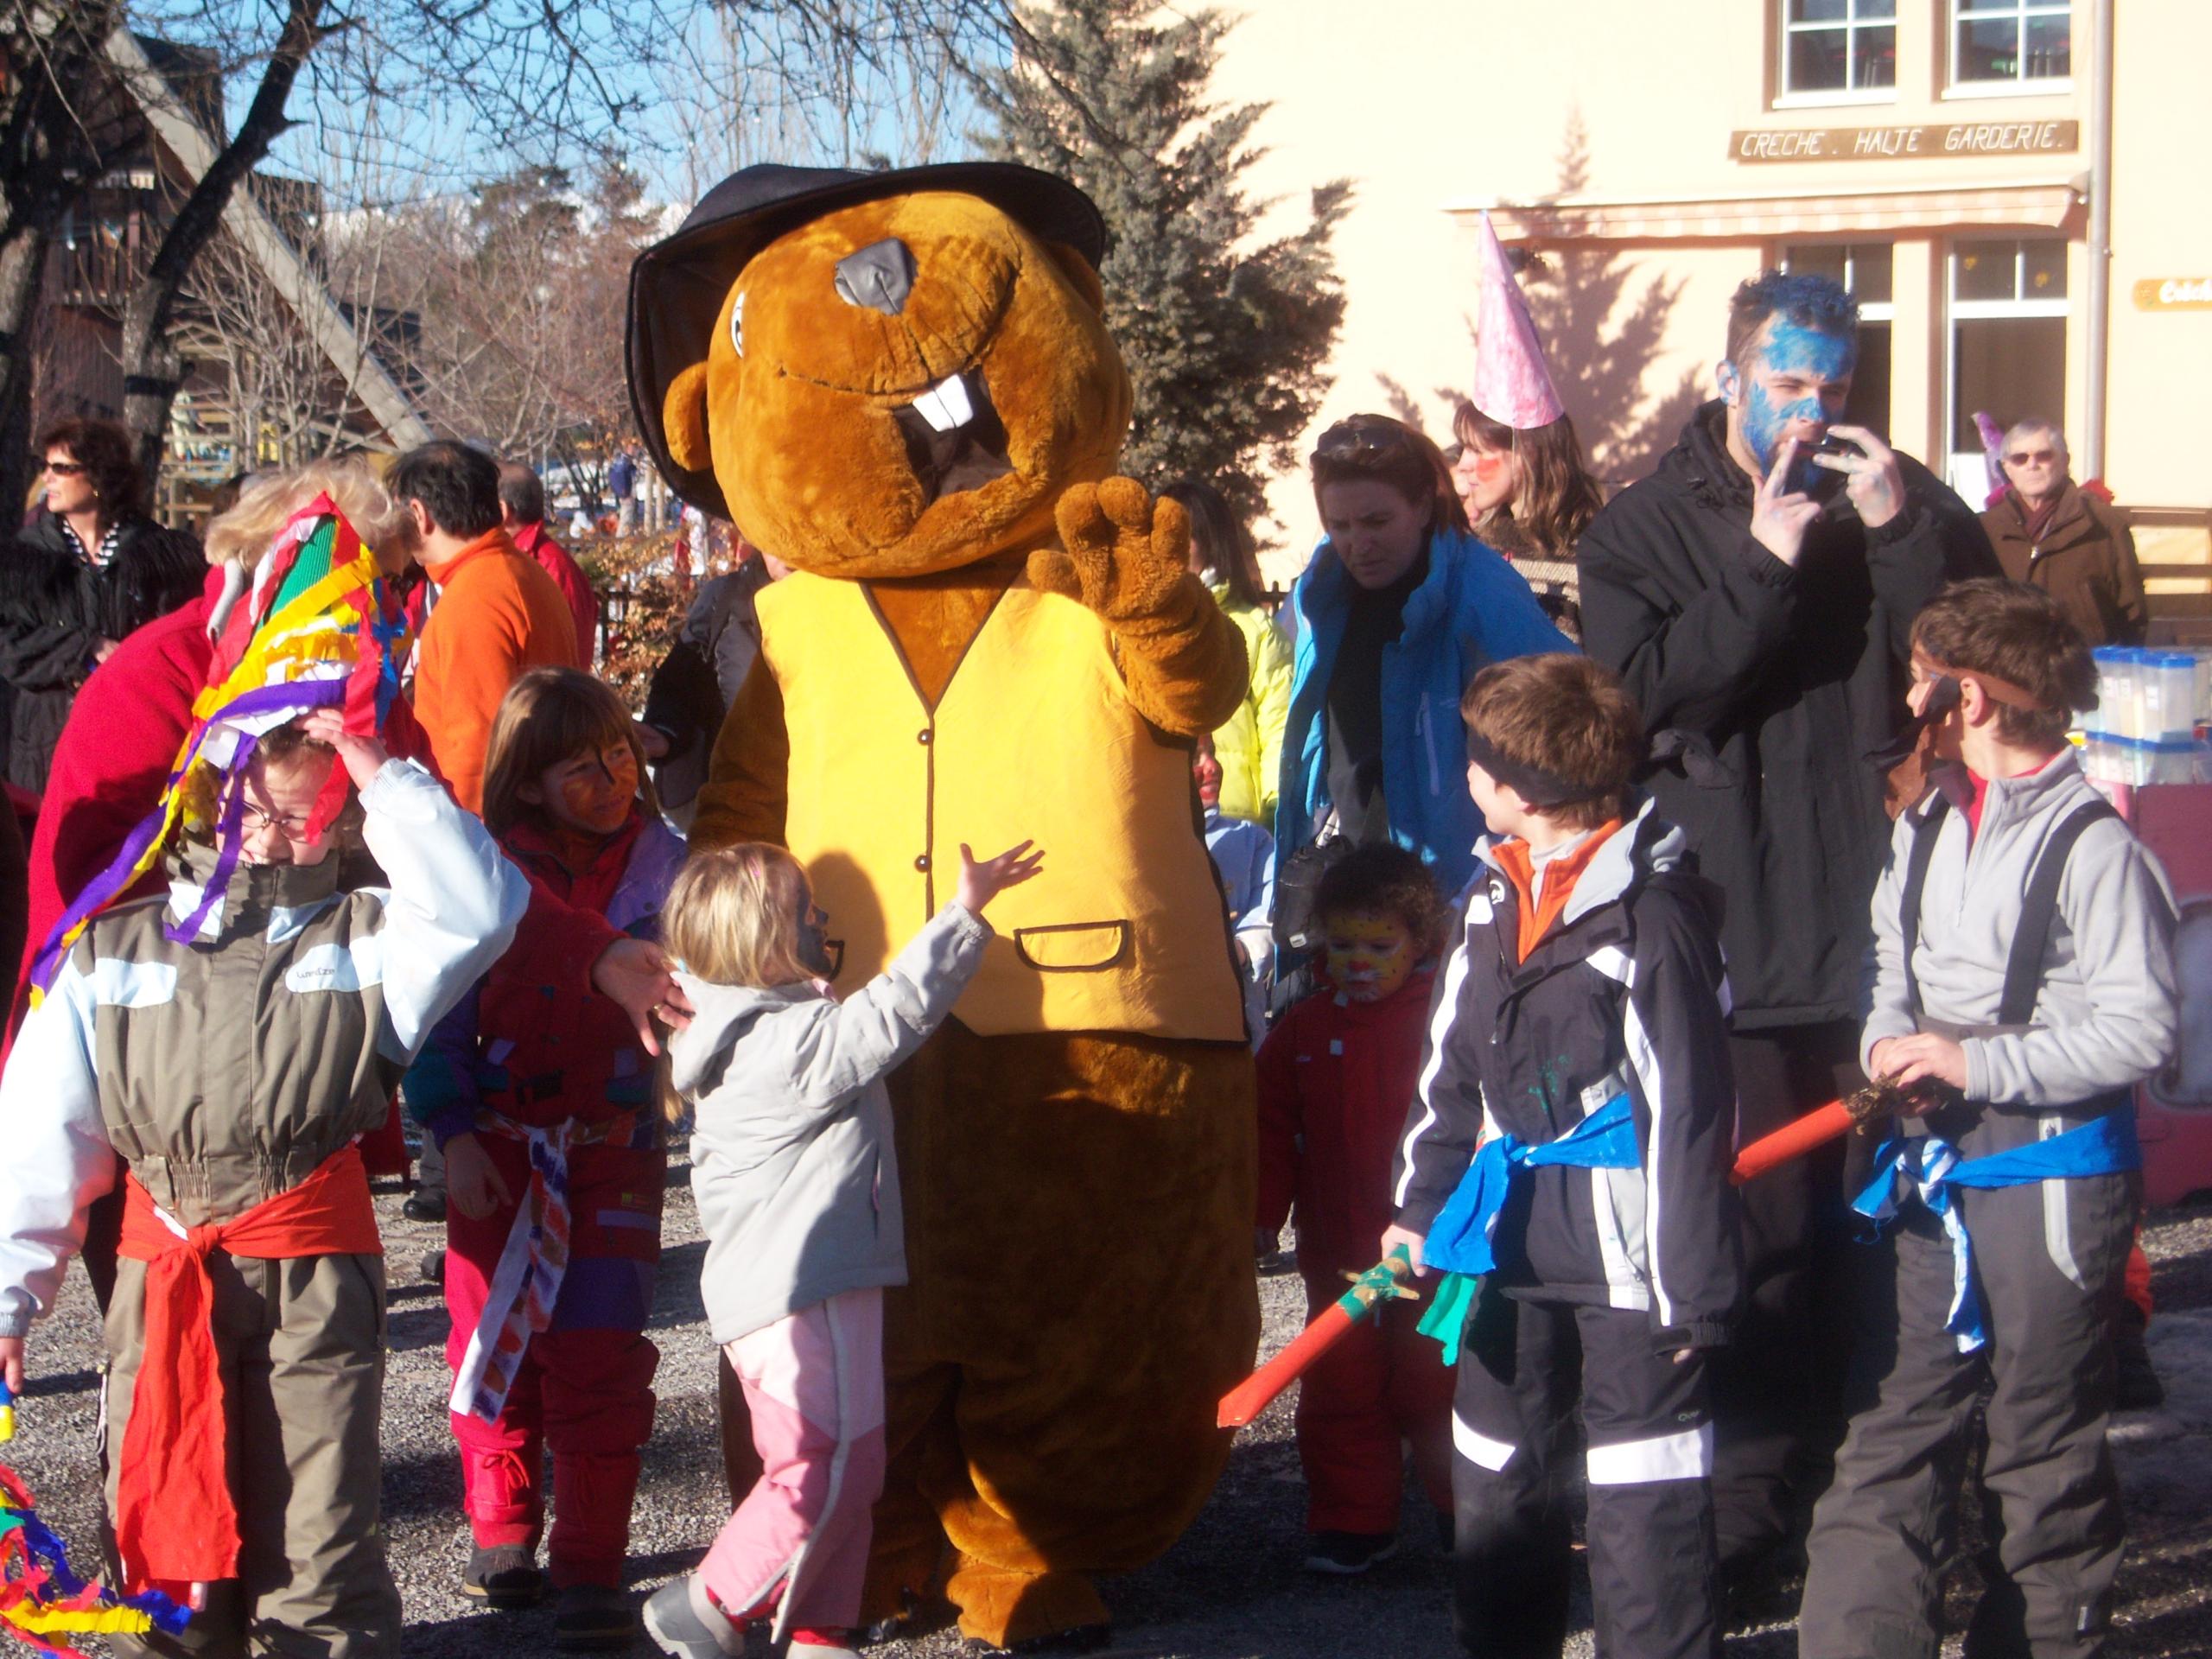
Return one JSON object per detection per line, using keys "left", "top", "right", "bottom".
{"left": 2006, "top": 449, "right": 2057, "bottom": 467}
{"left": 1313, "top": 418, "right": 1417, "bottom": 467}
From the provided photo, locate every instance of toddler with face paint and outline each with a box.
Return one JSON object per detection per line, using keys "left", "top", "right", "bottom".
{"left": 405, "top": 667, "right": 690, "bottom": 1647}
{"left": 1254, "top": 843, "right": 1456, "bottom": 1573}
{"left": 643, "top": 836, "right": 1039, "bottom": 1659}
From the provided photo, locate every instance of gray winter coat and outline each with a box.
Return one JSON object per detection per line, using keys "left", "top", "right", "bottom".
{"left": 1862, "top": 749, "right": 2177, "bottom": 1109}
{"left": 671, "top": 902, "right": 990, "bottom": 1344}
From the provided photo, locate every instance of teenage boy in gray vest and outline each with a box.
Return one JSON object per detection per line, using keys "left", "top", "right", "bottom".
{"left": 1798, "top": 579, "right": 2177, "bottom": 1659}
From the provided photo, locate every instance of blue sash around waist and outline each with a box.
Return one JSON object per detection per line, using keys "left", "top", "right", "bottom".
{"left": 1414, "top": 1094, "right": 1640, "bottom": 1364}
{"left": 1852, "top": 1109, "right": 2139, "bottom": 1353}
{"left": 1424, "top": 1093, "right": 1641, "bottom": 1279}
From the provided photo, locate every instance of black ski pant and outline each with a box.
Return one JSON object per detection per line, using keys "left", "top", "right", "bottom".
{"left": 1798, "top": 1167, "right": 2133, "bottom": 1659}
{"left": 1449, "top": 1284, "right": 1720, "bottom": 1659}
{"left": 1711, "top": 1018, "right": 1865, "bottom": 1573}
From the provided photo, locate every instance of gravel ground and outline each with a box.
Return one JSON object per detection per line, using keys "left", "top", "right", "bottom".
{"left": 9, "top": 1166, "right": 2212, "bottom": 1657}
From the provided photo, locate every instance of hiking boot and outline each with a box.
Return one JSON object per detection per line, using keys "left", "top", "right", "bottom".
{"left": 462, "top": 1543, "right": 543, "bottom": 1610}
{"left": 404, "top": 1190, "right": 448, "bottom": 1224}
{"left": 1303, "top": 1530, "right": 1399, "bottom": 1574}
{"left": 555, "top": 1583, "right": 639, "bottom": 1651}
{"left": 642, "top": 1576, "right": 747, "bottom": 1658}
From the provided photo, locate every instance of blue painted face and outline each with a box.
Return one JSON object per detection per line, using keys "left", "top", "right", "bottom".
{"left": 1733, "top": 318, "right": 1856, "bottom": 488}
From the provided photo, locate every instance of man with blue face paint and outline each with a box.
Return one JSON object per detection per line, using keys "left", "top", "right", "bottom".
{"left": 1577, "top": 270, "right": 1997, "bottom": 1609}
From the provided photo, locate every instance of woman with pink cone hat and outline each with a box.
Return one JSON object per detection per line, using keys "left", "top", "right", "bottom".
{"left": 1450, "top": 213, "right": 1606, "bottom": 639}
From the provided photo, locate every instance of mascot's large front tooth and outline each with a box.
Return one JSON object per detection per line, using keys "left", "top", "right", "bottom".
{"left": 912, "top": 372, "right": 975, "bottom": 434}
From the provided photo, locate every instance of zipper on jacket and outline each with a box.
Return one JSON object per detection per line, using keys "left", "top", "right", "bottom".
{"left": 1419, "top": 698, "right": 1441, "bottom": 795}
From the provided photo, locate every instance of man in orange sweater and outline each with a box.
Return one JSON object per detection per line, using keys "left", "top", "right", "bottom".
{"left": 396, "top": 442, "right": 582, "bottom": 813}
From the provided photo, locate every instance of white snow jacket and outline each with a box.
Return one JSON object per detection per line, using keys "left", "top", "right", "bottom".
{"left": 0, "top": 760, "right": 529, "bottom": 1337}
{"left": 672, "top": 902, "right": 990, "bottom": 1344}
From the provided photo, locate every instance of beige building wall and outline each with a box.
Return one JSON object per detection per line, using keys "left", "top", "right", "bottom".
{"left": 1207, "top": 0, "right": 2211, "bottom": 590}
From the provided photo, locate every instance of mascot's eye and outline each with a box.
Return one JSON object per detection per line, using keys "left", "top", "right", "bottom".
{"left": 728, "top": 293, "right": 746, "bottom": 359}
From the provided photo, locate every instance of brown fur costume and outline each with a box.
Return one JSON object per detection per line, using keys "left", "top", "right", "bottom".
{"left": 630, "top": 168, "right": 1259, "bottom": 1649}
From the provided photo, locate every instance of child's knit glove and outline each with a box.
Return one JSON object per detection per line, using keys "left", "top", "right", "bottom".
{"left": 1026, "top": 478, "right": 1249, "bottom": 734}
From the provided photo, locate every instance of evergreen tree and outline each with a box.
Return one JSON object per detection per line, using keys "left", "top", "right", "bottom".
{"left": 982, "top": 0, "right": 1349, "bottom": 538}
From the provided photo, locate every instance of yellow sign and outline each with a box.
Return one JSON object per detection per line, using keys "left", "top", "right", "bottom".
{"left": 1731, "top": 120, "right": 2078, "bottom": 162}
{"left": 2135, "top": 278, "right": 2212, "bottom": 311}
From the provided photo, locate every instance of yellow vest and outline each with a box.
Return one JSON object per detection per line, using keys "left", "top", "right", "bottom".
{"left": 759, "top": 571, "right": 1245, "bottom": 1041}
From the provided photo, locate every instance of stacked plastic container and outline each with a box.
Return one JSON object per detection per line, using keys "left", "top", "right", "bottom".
{"left": 2080, "top": 646, "right": 2212, "bottom": 785}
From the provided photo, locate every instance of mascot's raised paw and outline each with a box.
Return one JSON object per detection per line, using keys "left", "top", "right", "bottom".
{"left": 1028, "top": 478, "right": 1193, "bottom": 631}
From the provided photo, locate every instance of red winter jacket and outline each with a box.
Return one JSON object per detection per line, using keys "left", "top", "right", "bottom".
{"left": 409, "top": 810, "right": 685, "bottom": 1142}
{"left": 1256, "top": 966, "right": 1438, "bottom": 1277}
{"left": 512, "top": 521, "right": 600, "bottom": 668}
{"left": 11, "top": 582, "right": 218, "bottom": 1038}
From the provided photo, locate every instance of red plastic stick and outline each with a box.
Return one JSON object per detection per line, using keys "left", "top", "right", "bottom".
{"left": 1731, "top": 1099, "right": 1854, "bottom": 1185}
{"left": 1217, "top": 1250, "right": 1414, "bottom": 1429}
{"left": 1217, "top": 1302, "right": 1358, "bottom": 1428}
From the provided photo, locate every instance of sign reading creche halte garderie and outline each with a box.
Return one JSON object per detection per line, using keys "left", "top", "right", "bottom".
{"left": 1730, "top": 120, "right": 2078, "bottom": 162}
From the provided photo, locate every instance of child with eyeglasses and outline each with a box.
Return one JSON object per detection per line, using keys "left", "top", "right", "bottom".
{"left": 404, "top": 666, "right": 689, "bottom": 1649}
{"left": 0, "top": 704, "right": 527, "bottom": 1653}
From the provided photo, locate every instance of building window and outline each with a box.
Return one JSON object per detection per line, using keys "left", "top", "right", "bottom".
{"left": 1948, "top": 238, "right": 2069, "bottom": 498}
{"left": 1954, "top": 0, "right": 2070, "bottom": 87}
{"left": 1782, "top": 0, "right": 1897, "bottom": 99}
{"left": 1782, "top": 245, "right": 1894, "bottom": 435}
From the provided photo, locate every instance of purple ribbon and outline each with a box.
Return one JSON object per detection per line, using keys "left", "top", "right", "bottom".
{"left": 30, "top": 675, "right": 351, "bottom": 986}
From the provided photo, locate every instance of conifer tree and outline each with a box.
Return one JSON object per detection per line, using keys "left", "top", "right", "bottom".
{"left": 982, "top": 0, "right": 1349, "bottom": 537}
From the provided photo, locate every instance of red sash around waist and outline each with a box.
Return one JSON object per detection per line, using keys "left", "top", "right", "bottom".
{"left": 113, "top": 1144, "right": 382, "bottom": 1590}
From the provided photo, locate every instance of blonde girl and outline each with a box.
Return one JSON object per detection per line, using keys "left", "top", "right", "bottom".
{"left": 643, "top": 838, "right": 1042, "bottom": 1659}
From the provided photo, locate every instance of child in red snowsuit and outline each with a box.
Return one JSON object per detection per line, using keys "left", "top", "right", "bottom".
{"left": 1255, "top": 842, "right": 1455, "bottom": 1573}
{"left": 409, "top": 668, "right": 686, "bottom": 1650}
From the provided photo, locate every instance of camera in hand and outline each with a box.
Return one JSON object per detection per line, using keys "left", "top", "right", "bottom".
{"left": 1808, "top": 432, "right": 1865, "bottom": 513}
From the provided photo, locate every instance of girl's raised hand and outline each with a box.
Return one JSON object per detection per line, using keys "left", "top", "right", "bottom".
{"left": 956, "top": 840, "right": 1045, "bottom": 914}
{"left": 297, "top": 705, "right": 389, "bottom": 790}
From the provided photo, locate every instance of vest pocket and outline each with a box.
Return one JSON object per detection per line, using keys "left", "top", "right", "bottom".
{"left": 1012, "top": 920, "right": 1132, "bottom": 972}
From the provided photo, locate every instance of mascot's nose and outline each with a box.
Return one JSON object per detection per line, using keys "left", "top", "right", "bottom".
{"left": 835, "top": 238, "right": 918, "bottom": 316}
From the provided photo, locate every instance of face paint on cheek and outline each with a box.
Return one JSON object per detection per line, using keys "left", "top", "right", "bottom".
{"left": 557, "top": 756, "right": 636, "bottom": 830}
{"left": 1741, "top": 321, "right": 1857, "bottom": 483}
{"left": 1322, "top": 913, "right": 1418, "bottom": 1002}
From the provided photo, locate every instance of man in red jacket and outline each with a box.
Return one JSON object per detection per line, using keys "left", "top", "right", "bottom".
{"left": 499, "top": 462, "right": 599, "bottom": 668}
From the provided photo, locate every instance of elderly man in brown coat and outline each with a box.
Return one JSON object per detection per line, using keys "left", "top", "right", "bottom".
{"left": 1980, "top": 418, "right": 2147, "bottom": 645}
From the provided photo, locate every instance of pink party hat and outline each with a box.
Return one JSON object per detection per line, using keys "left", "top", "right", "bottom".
{"left": 1471, "top": 212, "right": 1565, "bottom": 429}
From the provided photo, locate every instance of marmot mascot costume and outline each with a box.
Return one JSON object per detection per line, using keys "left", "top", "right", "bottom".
{"left": 627, "top": 162, "right": 1260, "bottom": 1651}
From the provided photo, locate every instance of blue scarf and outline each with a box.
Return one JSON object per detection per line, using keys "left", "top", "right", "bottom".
{"left": 1417, "top": 1094, "right": 1641, "bottom": 1363}
{"left": 1852, "top": 1111, "right": 2139, "bottom": 1352}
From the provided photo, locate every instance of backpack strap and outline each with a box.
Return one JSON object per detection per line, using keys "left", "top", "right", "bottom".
{"left": 1998, "top": 798, "right": 2120, "bottom": 1027}
{"left": 1898, "top": 793, "right": 1950, "bottom": 1020}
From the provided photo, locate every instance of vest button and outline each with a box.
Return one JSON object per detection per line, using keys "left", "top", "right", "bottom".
{"left": 915, "top": 854, "right": 931, "bottom": 872}
{"left": 918, "top": 728, "right": 932, "bottom": 745}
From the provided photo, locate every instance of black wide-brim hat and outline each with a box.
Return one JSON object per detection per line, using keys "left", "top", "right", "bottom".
{"left": 626, "top": 161, "right": 1108, "bottom": 520}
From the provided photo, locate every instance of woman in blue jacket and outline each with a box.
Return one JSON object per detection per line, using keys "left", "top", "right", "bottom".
{"left": 1276, "top": 415, "right": 1571, "bottom": 906}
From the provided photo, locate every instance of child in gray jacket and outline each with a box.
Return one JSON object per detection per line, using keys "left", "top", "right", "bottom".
{"left": 1800, "top": 579, "right": 2178, "bottom": 1659}
{"left": 644, "top": 836, "right": 1042, "bottom": 1659}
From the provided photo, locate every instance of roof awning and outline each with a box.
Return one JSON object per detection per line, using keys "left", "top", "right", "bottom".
{"left": 1453, "top": 181, "right": 2083, "bottom": 243}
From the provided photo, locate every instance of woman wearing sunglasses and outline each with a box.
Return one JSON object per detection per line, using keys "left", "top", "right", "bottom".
{"left": 1979, "top": 417, "right": 2146, "bottom": 646}
{"left": 0, "top": 417, "right": 203, "bottom": 793}
{"left": 1274, "top": 414, "right": 1569, "bottom": 929}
